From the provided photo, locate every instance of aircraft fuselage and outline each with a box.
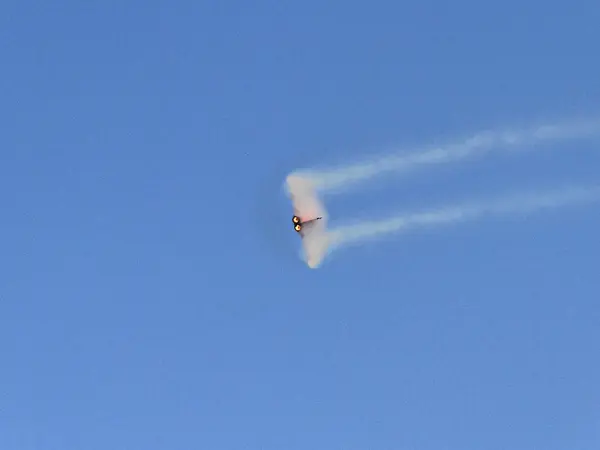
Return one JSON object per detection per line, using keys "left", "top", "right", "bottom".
{"left": 292, "top": 215, "right": 322, "bottom": 232}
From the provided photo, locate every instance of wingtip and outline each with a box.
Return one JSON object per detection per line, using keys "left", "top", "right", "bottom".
{"left": 306, "top": 259, "right": 321, "bottom": 269}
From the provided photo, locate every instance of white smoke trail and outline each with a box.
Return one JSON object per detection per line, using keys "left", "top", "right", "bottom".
{"left": 294, "top": 116, "right": 600, "bottom": 194}
{"left": 328, "top": 185, "right": 600, "bottom": 249}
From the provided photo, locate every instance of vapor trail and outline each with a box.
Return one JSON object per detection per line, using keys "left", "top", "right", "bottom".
{"left": 294, "top": 117, "right": 600, "bottom": 194}
{"left": 328, "top": 185, "right": 600, "bottom": 250}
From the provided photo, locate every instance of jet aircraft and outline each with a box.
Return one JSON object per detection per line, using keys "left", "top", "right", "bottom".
{"left": 286, "top": 174, "right": 329, "bottom": 268}
{"left": 292, "top": 214, "right": 323, "bottom": 236}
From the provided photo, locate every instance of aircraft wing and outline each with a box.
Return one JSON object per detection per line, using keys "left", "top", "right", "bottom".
{"left": 299, "top": 218, "right": 329, "bottom": 268}
{"left": 298, "top": 219, "right": 320, "bottom": 239}
{"left": 286, "top": 175, "right": 328, "bottom": 224}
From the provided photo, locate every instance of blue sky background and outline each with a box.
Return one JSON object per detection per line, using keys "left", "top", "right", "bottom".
{"left": 2, "top": 1, "right": 600, "bottom": 449}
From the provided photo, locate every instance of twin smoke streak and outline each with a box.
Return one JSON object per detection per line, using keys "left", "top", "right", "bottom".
{"left": 285, "top": 115, "right": 600, "bottom": 267}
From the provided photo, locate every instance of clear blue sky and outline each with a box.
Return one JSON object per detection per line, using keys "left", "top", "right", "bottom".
{"left": 2, "top": 1, "right": 600, "bottom": 449}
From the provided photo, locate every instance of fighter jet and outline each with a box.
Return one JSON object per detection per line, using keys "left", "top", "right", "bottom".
{"left": 292, "top": 214, "right": 323, "bottom": 236}
{"left": 285, "top": 174, "right": 330, "bottom": 268}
